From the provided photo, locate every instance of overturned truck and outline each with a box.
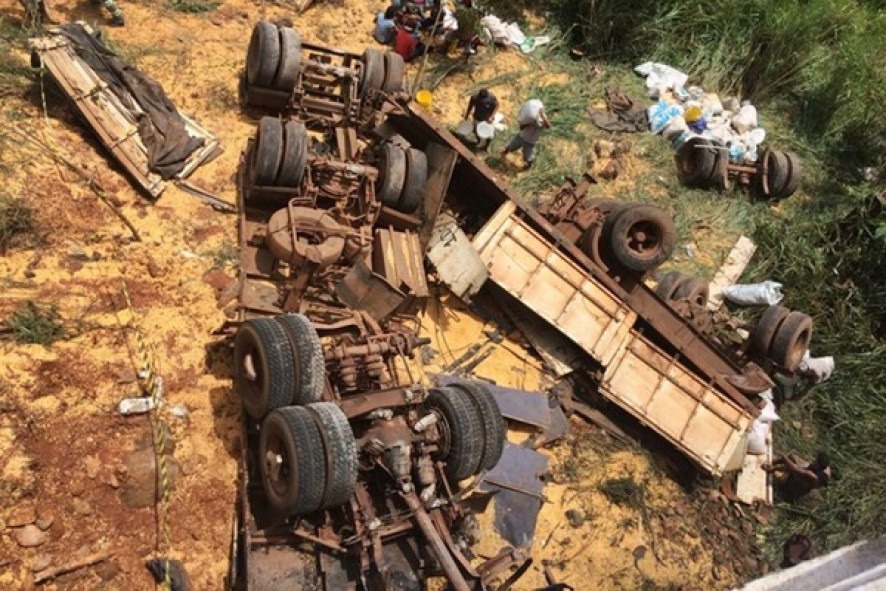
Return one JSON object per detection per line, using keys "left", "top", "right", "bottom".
{"left": 227, "top": 22, "right": 814, "bottom": 590}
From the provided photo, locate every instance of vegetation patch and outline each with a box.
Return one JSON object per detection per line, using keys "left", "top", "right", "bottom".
{"left": 5, "top": 301, "right": 66, "bottom": 345}
{"left": 599, "top": 476, "right": 643, "bottom": 509}
{"left": 0, "top": 193, "right": 36, "bottom": 253}
{"left": 167, "top": 0, "right": 219, "bottom": 13}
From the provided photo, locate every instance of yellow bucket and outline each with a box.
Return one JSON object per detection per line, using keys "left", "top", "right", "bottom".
{"left": 416, "top": 89, "right": 433, "bottom": 109}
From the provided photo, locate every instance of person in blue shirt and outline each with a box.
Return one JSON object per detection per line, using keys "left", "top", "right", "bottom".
{"left": 374, "top": 6, "right": 398, "bottom": 44}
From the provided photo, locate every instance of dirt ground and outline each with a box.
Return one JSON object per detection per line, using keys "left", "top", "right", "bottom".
{"left": 0, "top": 0, "right": 767, "bottom": 589}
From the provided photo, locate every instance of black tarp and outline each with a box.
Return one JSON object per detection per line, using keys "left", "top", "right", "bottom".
{"left": 57, "top": 24, "right": 204, "bottom": 180}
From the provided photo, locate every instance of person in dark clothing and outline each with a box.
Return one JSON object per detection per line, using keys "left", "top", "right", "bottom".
{"left": 463, "top": 88, "right": 499, "bottom": 149}
{"left": 764, "top": 451, "right": 831, "bottom": 501}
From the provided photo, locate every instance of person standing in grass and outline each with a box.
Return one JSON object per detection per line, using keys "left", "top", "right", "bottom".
{"left": 501, "top": 98, "right": 550, "bottom": 169}
{"left": 463, "top": 88, "right": 498, "bottom": 150}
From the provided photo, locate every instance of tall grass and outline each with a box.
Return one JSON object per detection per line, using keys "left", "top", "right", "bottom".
{"left": 548, "top": 0, "right": 886, "bottom": 173}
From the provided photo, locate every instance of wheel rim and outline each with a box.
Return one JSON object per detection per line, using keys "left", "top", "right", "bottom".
{"left": 787, "top": 327, "right": 811, "bottom": 369}
{"left": 239, "top": 343, "right": 264, "bottom": 400}
{"left": 264, "top": 429, "right": 294, "bottom": 499}
{"left": 622, "top": 220, "right": 662, "bottom": 261}
{"left": 431, "top": 408, "right": 452, "bottom": 459}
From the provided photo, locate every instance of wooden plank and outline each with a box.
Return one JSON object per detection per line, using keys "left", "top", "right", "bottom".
{"left": 736, "top": 431, "right": 773, "bottom": 505}
{"left": 418, "top": 142, "right": 458, "bottom": 251}
{"left": 707, "top": 235, "right": 757, "bottom": 310}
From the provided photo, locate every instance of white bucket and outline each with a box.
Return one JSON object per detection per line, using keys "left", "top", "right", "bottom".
{"left": 476, "top": 121, "right": 494, "bottom": 140}
{"left": 456, "top": 120, "right": 474, "bottom": 137}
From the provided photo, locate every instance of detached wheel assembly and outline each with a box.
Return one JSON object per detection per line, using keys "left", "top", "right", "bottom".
{"left": 751, "top": 305, "right": 790, "bottom": 356}
{"left": 260, "top": 406, "right": 328, "bottom": 516}
{"left": 605, "top": 203, "right": 677, "bottom": 272}
{"left": 247, "top": 22, "right": 281, "bottom": 88}
{"left": 676, "top": 137, "right": 717, "bottom": 188}
{"left": 446, "top": 381, "right": 506, "bottom": 471}
{"left": 577, "top": 199, "right": 630, "bottom": 261}
{"left": 234, "top": 318, "right": 297, "bottom": 420}
{"left": 274, "top": 313, "right": 325, "bottom": 406}
{"left": 426, "top": 387, "right": 485, "bottom": 482}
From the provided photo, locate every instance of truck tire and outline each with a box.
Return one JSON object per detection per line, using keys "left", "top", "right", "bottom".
{"left": 655, "top": 271, "right": 687, "bottom": 301}
{"left": 253, "top": 117, "right": 284, "bottom": 187}
{"left": 751, "top": 305, "right": 790, "bottom": 356}
{"left": 770, "top": 311, "right": 813, "bottom": 371}
{"left": 578, "top": 199, "right": 630, "bottom": 260}
{"left": 260, "top": 406, "right": 327, "bottom": 516}
{"left": 767, "top": 151, "right": 790, "bottom": 198}
{"left": 304, "top": 402, "right": 358, "bottom": 509}
{"left": 426, "top": 387, "right": 484, "bottom": 482}
{"left": 446, "top": 381, "right": 506, "bottom": 471}
{"left": 234, "top": 318, "right": 297, "bottom": 420}
{"left": 360, "top": 48, "right": 385, "bottom": 97}
{"left": 673, "top": 276, "right": 709, "bottom": 307}
{"left": 676, "top": 137, "right": 716, "bottom": 188}
{"left": 777, "top": 151, "right": 802, "bottom": 198}
{"left": 606, "top": 204, "right": 676, "bottom": 272}
{"left": 382, "top": 51, "right": 405, "bottom": 93}
{"left": 398, "top": 148, "right": 427, "bottom": 214}
{"left": 274, "top": 313, "right": 325, "bottom": 406}
{"left": 376, "top": 143, "right": 407, "bottom": 208}
{"left": 273, "top": 27, "right": 301, "bottom": 92}
{"left": 275, "top": 120, "right": 307, "bottom": 188}
{"left": 710, "top": 141, "right": 731, "bottom": 191}
{"left": 247, "top": 22, "right": 281, "bottom": 88}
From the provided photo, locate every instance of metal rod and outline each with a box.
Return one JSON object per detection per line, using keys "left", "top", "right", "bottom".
{"left": 401, "top": 491, "right": 471, "bottom": 591}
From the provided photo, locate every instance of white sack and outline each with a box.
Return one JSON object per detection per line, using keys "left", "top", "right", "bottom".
{"left": 722, "top": 281, "right": 784, "bottom": 306}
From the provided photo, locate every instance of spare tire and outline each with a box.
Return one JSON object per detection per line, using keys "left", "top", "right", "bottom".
{"left": 606, "top": 204, "right": 677, "bottom": 272}
{"left": 770, "top": 311, "right": 813, "bottom": 371}
{"left": 382, "top": 51, "right": 405, "bottom": 93}
{"left": 578, "top": 199, "right": 630, "bottom": 260}
{"left": 398, "top": 148, "right": 427, "bottom": 214}
{"left": 233, "top": 318, "right": 296, "bottom": 420}
{"left": 360, "top": 48, "right": 385, "bottom": 97}
{"left": 676, "top": 137, "right": 717, "bottom": 188}
{"left": 253, "top": 117, "right": 284, "bottom": 186}
{"left": 273, "top": 26, "right": 301, "bottom": 92}
{"left": 260, "top": 406, "right": 327, "bottom": 516}
{"left": 266, "top": 207, "right": 346, "bottom": 268}
{"left": 275, "top": 120, "right": 308, "bottom": 188}
{"left": 247, "top": 22, "right": 281, "bottom": 88}
{"left": 376, "top": 143, "right": 407, "bottom": 208}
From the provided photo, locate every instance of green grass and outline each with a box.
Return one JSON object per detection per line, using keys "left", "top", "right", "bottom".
{"left": 5, "top": 301, "right": 66, "bottom": 345}
{"left": 167, "top": 0, "right": 218, "bottom": 13}
{"left": 0, "top": 192, "right": 36, "bottom": 254}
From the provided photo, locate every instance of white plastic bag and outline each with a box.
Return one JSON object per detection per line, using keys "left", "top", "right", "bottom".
{"left": 747, "top": 399, "right": 779, "bottom": 455}
{"left": 722, "top": 281, "right": 784, "bottom": 306}
{"left": 634, "top": 61, "right": 689, "bottom": 91}
{"left": 662, "top": 115, "right": 688, "bottom": 141}
{"left": 732, "top": 103, "right": 758, "bottom": 134}
{"left": 799, "top": 350, "right": 835, "bottom": 383}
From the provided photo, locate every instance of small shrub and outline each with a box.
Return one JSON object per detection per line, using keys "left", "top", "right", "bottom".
{"left": 167, "top": 0, "right": 219, "bottom": 13}
{"left": 6, "top": 301, "right": 66, "bottom": 345}
{"left": 599, "top": 477, "right": 643, "bottom": 508}
{"left": 0, "top": 193, "right": 36, "bottom": 253}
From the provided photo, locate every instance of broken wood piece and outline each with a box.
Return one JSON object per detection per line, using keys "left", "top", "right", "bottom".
{"left": 34, "top": 551, "right": 113, "bottom": 584}
{"left": 175, "top": 180, "right": 237, "bottom": 214}
{"left": 707, "top": 235, "right": 757, "bottom": 310}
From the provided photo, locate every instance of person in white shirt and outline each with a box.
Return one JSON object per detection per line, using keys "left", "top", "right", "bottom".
{"left": 501, "top": 98, "right": 551, "bottom": 169}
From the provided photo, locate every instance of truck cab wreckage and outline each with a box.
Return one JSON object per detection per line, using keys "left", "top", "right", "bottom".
{"left": 227, "top": 22, "right": 816, "bottom": 590}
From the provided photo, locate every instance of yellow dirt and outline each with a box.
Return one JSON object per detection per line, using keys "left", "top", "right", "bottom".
{"left": 0, "top": 0, "right": 737, "bottom": 589}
